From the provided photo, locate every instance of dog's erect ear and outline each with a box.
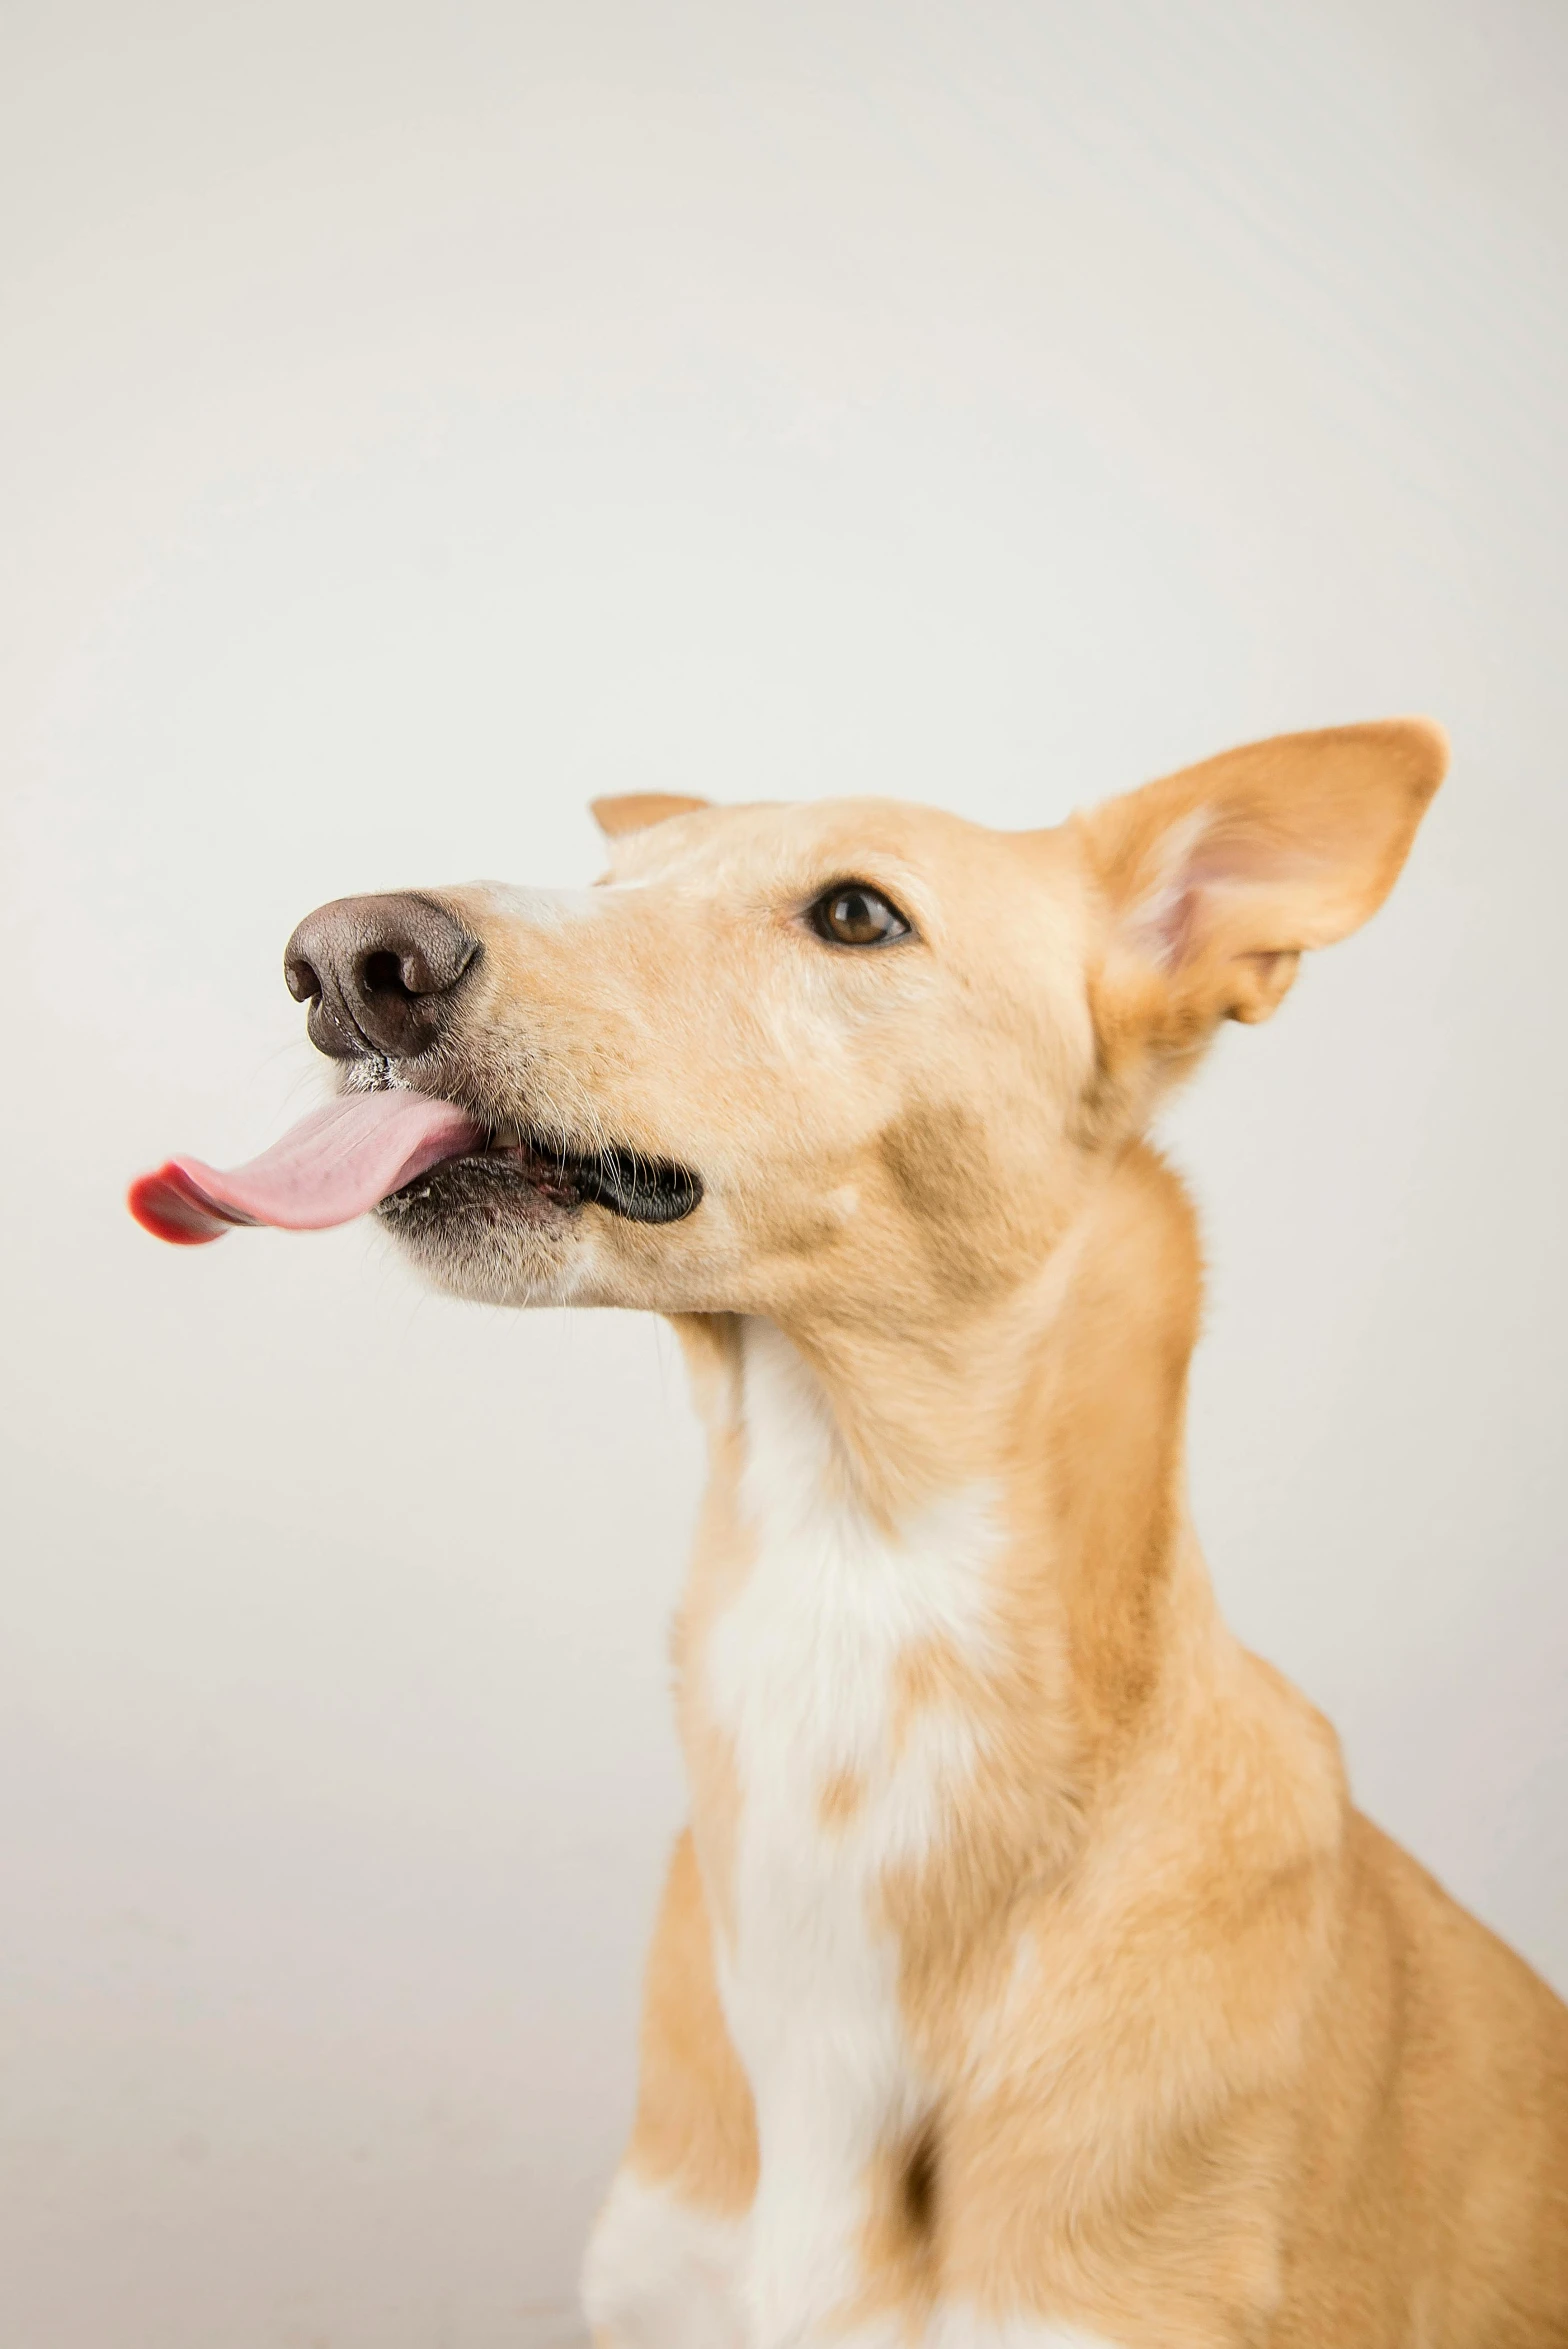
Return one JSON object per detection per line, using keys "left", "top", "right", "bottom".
{"left": 591, "top": 793, "right": 710, "bottom": 840}
{"left": 1075, "top": 719, "right": 1447, "bottom": 1053}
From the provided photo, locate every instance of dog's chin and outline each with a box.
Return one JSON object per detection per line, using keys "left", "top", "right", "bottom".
{"left": 374, "top": 1153, "right": 592, "bottom": 1305}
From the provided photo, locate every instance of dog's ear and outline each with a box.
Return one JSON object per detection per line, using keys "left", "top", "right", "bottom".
{"left": 591, "top": 793, "right": 709, "bottom": 839}
{"left": 1075, "top": 719, "right": 1447, "bottom": 1057}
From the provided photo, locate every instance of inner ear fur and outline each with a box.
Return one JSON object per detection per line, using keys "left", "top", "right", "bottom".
{"left": 591, "top": 793, "right": 710, "bottom": 839}
{"left": 1074, "top": 717, "right": 1447, "bottom": 1063}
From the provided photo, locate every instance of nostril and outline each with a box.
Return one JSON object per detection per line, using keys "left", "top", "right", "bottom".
{"left": 285, "top": 955, "right": 321, "bottom": 1004}
{"left": 360, "top": 948, "right": 411, "bottom": 999}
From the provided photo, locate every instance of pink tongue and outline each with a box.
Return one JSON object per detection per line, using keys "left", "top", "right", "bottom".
{"left": 128, "top": 1092, "right": 484, "bottom": 1246}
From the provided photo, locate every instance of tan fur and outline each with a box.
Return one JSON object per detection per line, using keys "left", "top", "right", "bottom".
{"left": 385, "top": 721, "right": 1566, "bottom": 2346}
{"left": 626, "top": 1828, "right": 759, "bottom": 2216}
{"left": 591, "top": 791, "right": 712, "bottom": 837}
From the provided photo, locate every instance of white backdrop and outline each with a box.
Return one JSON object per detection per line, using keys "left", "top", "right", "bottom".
{"left": 3, "top": 5, "right": 1565, "bottom": 2346}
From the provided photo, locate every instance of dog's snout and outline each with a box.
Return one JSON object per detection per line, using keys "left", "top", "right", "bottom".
{"left": 284, "top": 892, "right": 481, "bottom": 1060}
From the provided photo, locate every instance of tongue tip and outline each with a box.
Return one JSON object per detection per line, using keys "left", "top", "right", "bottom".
{"left": 128, "top": 1162, "right": 251, "bottom": 1246}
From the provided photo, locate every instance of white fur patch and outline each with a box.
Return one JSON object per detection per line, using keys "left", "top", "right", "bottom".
{"left": 475, "top": 881, "right": 610, "bottom": 925}
{"left": 581, "top": 2176, "right": 1125, "bottom": 2349}
{"left": 698, "top": 1320, "right": 1003, "bottom": 2349}
{"left": 582, "top": 2170, "right": 747, "bottom": 2349}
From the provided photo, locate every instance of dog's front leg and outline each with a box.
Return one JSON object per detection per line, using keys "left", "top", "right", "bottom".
{"left": 743, "top": 2163, "right": 896, "bottom": 2349}
{"left": 583, "top": 1833, "right": 757, "bottom": 2349}
{"left": 736, "top": 2034, "right": 928, "bottom": 2349}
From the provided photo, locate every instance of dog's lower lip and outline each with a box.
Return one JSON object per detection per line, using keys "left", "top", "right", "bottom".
{"left": 381, "top": 1124, "right": 704, "bottom": 1226}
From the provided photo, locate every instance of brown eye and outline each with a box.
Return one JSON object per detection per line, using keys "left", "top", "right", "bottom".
{"left": 809, "top": 884, "right": 913, "bottom": 948}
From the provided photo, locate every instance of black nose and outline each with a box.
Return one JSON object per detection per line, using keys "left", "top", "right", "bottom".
{"left": 284, "top": 892, "right": 481, "bottom": 1060}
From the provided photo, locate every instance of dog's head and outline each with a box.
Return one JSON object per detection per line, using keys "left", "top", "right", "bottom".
{"left": 149, "top": 722, "right": 1444, "bottom": 1325}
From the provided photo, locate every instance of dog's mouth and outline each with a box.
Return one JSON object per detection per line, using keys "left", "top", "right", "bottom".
{"left": 381, "top": 1121, "right": 703, "bottom": 1228}
{"left": 128, "top": 1087, "right": 702, "bottom": 1246}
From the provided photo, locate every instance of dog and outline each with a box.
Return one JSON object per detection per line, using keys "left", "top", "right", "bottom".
{"left": 132, "top": 720, "right": 1568, "bottom": 2346}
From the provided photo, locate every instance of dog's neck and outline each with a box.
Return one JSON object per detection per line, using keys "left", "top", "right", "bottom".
{"left": 673, "top": 1142, "right": 1228, "bottom": 1793}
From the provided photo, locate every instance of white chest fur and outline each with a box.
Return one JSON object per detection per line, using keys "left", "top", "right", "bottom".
{"left": 694, "top": 1322, "right": 1002, "bottom": 2347}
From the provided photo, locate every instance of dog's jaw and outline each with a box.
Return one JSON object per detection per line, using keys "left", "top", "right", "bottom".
{"left": 375, "top": 1150, "right": 592, "bottom": 1307}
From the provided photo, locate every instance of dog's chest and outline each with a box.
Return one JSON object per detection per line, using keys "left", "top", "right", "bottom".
{"left": 694, "top": 1327, "right": 999, "bottom": 2159}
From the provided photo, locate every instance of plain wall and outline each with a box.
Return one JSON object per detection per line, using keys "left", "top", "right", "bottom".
{"left": 2, "top": 4, "right": 1565, "bottom": 2345}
